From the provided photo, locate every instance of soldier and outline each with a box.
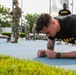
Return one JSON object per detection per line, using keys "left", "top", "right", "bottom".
{"left": 36, "top": 13, "right": 76, "bottom": 58}
{"left": 58, "top": 3, "right": 71, "bottom": 16}
{"left": 8, "top": 0, "right": 22, "bottom": 43}
{"left": 24, "top": 21, "right": 30, "bottom": 40}
{"left": 32, "top": 23, "right": 36, "bottom": 40}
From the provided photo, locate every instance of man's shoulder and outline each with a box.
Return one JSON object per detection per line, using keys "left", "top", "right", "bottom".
{"left": 66, "top": 9, "right": 71, "bottom": 11}
{"left": 65, "top": 14, "right": 76, "bottom": 19}
{"left": 54, "top": 16, "right": 66, "bottom": 20}
{"left": 54, "top": 14, "right": 76, "bottom": 19}
{"left": 59, "top": 9, "right": 65, "bottom": 12}
{"left": 69, "top": 14, "right": 76, "bottom": 17}
{"left": 16, "top": 7, "right": 21, "bottom": 10}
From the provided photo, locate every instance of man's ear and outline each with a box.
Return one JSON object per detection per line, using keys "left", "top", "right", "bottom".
{"left": 51, "top": 19, "right": 56, "bottom": 25}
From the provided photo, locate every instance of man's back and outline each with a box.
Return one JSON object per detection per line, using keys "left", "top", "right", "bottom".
{"left": 54, "top": 15, "right": 76, "bottom": 43}
{"left": 58, "top": 9, "right": 71, "bottom": 16}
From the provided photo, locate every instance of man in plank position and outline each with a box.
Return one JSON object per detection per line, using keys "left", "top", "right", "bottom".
{"left": 35, "top": 13, "right": 76, "bottom": 59}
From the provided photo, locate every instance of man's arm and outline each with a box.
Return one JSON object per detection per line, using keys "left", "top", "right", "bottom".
{"left": 45, "top": 50, "right": 76, "bottom": 59}
{"left": 47, "top": 39, "right": 55, "bottom": 50}
{"left": 46, "top": 40, "right": 76, "bottom": 58}
{"left": 60, "top": 51, "right": 76, "bottom": 58}
{"left": 8, "top": 11, "right": 13, "bottom": 15}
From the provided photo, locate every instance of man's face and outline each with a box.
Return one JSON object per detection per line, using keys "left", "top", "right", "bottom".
{"left": 41, "top": 20, "right": 57, "bottom": 37}
{"left": 13, "top": 2, "right": 18, "bottom": 6}
{"left": 63, "top": 4, "right": 67, "bottom": 9}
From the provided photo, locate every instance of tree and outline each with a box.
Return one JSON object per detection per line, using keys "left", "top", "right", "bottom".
{"left": 24, "top": 13, "right": 39, "bottom": 32}
{"left": 0, "top": 5, "right": 11, "bottom": 27}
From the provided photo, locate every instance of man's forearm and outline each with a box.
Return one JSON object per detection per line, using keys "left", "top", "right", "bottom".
{"left": 47, "top": 40, "right": 55, "bottom": 50}
{"left": 61, "top": 51, "right": 76, "bottom": 58}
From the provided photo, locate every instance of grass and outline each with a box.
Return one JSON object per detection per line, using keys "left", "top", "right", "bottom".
{"left": 0, "top": 54, "right": 76, "bottom": 75}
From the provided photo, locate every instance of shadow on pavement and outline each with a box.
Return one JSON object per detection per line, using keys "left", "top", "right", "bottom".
{"left": 33, "top": 57, "right": 76, "bottom": 66}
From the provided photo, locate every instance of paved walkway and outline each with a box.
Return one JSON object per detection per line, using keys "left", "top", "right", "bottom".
{"left": 0, "top": 38, "right": 76, "bottom": 70}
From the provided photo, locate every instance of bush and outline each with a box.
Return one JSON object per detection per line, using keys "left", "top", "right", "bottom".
{"left": 20, "top": 33, "right": 25, "bottom": 38}
{"left": 24, "top": 13, "right": 40, "bottom": 33}
{"left": 0, "top": 5, "right": 11, "bottom": 27}
{"left": 2, "top": 32, "right": 25, "bottom": 38}
{"left": 0, "top": 54, "right": 76, "bottom": 75}
{"left": 2, "top": 32, "right": 47, "bottom": 40}
{"left": 2, "top": 32, "right": 11, "bottom": 37}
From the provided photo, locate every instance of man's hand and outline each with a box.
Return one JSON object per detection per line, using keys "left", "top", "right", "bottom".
{"left": 37, "top": 50, "right": 46, "bottom": 57}
{"left": 37, "top": 49, "right": 57, "bottom": 58}
{"left": 46, "top": 50, "right": 57, "bottom": 58}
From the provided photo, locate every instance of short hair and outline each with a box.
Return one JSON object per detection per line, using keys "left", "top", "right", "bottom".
{"left": 63, "top": 3, "right": 67, "bottom": 6}
{"left": 35, "top": 13, "right": 52, "bottom": 33}
{"left": 13, "top": 2, "right": 19, "bottom": 4}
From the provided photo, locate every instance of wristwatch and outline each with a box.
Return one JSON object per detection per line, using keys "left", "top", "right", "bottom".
{"left": 56, "top": 53, "right": 61, "bottom": 58}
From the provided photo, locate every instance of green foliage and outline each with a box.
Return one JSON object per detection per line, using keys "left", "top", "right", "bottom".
{"left": 2, "top": 32, "right": 47, "bottom": 40}
{"left": 20, "top": 33, "right": 25, "bottom": 38}
{"left": 2, "top": 32, "right": 11, "bottom": 37}
{"left": 0, "top": 54, "right": 76, "bottom": 75}
{"left": 0, "top": 5, "right": 11, "bottom": 27}
{"left": 2, "top": 32, "right": 25, "bottom": 38}
{"left": 0, "top": 5, "right": 10, "bottom": 14}
{"left": 24, "top": 13, "right": 40, "bottom": 32}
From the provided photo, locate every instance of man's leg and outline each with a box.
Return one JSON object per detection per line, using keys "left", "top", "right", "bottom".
{"left": 33, "top": 32, "right": 36, "bottom": 40}
{"left": 6, "top": 35, "right": 11, "bottom": 42}
{"left": 11, "top": 25, "right": 19, "bottom": 43}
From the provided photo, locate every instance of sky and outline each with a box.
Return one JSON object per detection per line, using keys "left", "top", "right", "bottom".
{"left": 0, "top": 0, "right": 49, "bottom": 15}
{"left": 0, "top": 0, "right": 76, "bottom": 17}
{"left": 0, "top": 0, "right": 64, "bottom": 17}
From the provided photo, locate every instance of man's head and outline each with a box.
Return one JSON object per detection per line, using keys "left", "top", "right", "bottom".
{"left": 63, "top": 3, "right": 67, "bottom": 9}
{"left": 13, "top": 0, "right": 19, "bottom": 6}
{"left": 35, "top": 13, "right": 59, "bottom": 37}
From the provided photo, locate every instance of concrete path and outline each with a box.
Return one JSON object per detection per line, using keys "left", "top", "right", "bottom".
{"left": 0, "top": 38, "right": 76, "bottom": 70}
